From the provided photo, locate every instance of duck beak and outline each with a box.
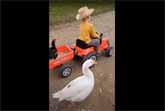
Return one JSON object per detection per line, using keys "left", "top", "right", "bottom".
{"left": 93, "top": 61, "right": 97, "bottom": 65}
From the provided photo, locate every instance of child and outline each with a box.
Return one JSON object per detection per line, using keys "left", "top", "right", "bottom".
{"left": 76, "top": 6, "right": 101, "bottom": 56}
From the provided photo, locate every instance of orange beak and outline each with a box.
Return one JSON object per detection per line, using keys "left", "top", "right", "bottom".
{"left": 93, "top": 61, "right": 97, "bottom": 65}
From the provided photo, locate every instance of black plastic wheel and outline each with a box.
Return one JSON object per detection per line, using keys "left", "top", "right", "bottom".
{"left": 105, "top": 46, "right": 113, "bottom": 57}
{"left": 82, "top": 51, "right": 97, "bottom": 64}
{"left": 59, "top": 65, "right": 72, "bottom": 78}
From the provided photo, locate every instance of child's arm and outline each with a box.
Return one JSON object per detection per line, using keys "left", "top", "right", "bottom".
{"left": 90, "top": 24, "right": 99, "bottom": 39}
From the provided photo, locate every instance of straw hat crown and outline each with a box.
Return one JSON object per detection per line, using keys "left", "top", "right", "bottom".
{"left": 76, "top": 6, "right": 94, "bottom": 20}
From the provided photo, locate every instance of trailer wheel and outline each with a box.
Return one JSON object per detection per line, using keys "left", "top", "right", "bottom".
{"left": 59, "top": 64, "right": 72, "bottom": 78}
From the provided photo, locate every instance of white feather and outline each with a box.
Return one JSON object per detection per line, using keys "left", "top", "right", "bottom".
{"left": 52, "top": 59, "right": 95, "bottom": 102}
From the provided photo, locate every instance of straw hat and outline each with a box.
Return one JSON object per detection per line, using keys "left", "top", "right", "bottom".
{"left": 76, "top": 6, "right": 94, "bottom": 20}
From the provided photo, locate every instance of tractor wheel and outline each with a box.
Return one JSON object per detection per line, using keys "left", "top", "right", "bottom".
{"left": 105, "top": 45, "right": 113, "bottom": 57}
{"left": 82, "top": 51, "right": 97, "bottom": 64}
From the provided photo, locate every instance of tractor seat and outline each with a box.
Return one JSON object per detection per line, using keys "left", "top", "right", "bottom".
{"left": 76, "top": 39, "right": 93, "bottom": 49}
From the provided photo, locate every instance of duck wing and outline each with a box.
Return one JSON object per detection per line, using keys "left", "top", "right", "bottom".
{"left": 53, "top": 76, "right": 89, "bottom": 101}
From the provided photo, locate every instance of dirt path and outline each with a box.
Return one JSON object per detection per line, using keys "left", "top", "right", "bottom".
{"left": 49, "top": 11, "right": 115, "bottom": 111}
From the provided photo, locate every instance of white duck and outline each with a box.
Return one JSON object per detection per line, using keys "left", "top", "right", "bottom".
{"left": 52, "top": 59, "right": 97, "bottom": 102}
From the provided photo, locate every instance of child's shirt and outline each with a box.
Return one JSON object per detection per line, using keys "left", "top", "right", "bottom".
{"left": 79, "top": 21, "right": 99, "bottom": 44}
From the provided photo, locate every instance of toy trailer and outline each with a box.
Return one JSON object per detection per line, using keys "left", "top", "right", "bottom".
{"left": 49, "top": 44, "right": 74, "bottom": 77}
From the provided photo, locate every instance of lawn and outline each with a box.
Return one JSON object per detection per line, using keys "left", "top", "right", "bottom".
{"left": 49, "top": 2, "right": 114, "bottom": 26}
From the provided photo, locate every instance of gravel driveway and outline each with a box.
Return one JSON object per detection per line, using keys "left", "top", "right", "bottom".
{"left": 49, "top": 11, "right": 115, "bottom": 111}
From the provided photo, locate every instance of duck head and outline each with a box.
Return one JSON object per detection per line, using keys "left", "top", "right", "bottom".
{"left": 82, "top": 59, "right": 97, "bottom": 77}
{"left": 82, "top": 59, "right": 97, "bottom": 69}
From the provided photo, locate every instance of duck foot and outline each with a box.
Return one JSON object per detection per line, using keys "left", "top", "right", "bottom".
{"left": 65, "top": 101, "right": 79, "bottom": 108}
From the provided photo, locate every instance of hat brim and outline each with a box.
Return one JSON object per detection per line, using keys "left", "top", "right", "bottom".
{"left": 76, "top": 8, "right": 94, "bottom": 20}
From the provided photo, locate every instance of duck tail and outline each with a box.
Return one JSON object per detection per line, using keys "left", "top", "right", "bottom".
{"left": 52, "top": 91, "right": 63, "bottom": 101}
{"left": 53, "top": 91, "right": 61, "bottom": 98}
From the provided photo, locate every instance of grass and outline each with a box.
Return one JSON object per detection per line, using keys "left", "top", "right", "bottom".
{"left": 49, "top": 2, "right": 114, "bottom": 26}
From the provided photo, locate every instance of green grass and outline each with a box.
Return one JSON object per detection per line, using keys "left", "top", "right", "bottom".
{"left": 49, "top": 2, "right": 114, "bottom": 26}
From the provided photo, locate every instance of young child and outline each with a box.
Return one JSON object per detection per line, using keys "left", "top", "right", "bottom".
{"left": 76, "top": 6, "right": 101, "bottom": 56}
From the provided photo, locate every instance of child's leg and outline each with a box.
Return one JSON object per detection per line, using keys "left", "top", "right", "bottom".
{"left": 89, "top": 39, "right": 101, "bottom": 53}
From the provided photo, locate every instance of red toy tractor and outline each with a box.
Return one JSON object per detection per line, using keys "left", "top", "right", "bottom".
{"left": 71, "top": 33, "right": 113, "bottom": 63}
{"left": 49, "top": 33, "right": 112, "bottom": 78}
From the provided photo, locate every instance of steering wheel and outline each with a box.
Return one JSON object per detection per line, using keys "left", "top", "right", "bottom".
{"left": 100, "top": 33, "right": 103, "bottom": 45}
